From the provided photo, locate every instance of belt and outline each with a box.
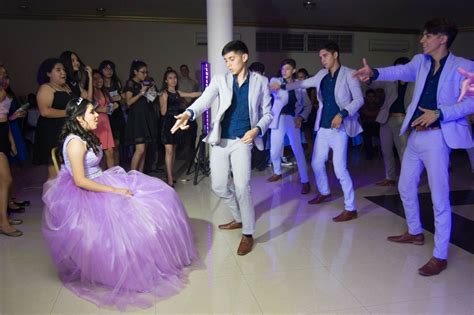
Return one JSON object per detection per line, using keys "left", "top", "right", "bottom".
{"left": 389, "top": 113, "right": 405, "bottom": 117}
{"left": 413, "top": 125, "right": 440, "bottom": 132}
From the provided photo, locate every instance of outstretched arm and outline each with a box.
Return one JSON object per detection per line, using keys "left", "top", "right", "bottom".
{"left": 458, "top": 67, "right": 474, "bottom": 101}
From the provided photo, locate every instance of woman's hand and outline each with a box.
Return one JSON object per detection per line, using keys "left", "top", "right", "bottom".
{"left": 113, "top": 187, "right": 133, "bottom": 196}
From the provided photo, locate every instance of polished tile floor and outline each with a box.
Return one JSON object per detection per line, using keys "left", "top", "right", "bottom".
{"left": 1, "top": 150, "right": 473, "bottom": 314}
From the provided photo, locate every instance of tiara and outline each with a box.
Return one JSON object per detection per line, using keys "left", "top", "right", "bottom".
{"left": 76, "top": 97, "right": 83, "bottom": 105}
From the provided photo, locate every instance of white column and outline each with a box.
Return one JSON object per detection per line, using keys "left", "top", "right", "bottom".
{"left": 206, "top": 0, "right": 233, "bottom": 119}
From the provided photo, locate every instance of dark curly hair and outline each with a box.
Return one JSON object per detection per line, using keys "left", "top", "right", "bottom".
{"left": 58, "top": 97, "right": 101, "bottom": 163}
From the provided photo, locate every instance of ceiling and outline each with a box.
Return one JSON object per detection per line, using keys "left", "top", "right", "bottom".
{"left": 1, "top": 0, "right": 472, "bottom": 33}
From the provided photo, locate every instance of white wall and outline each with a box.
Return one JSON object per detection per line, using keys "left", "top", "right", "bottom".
{"left": 1, "top": 18, "right": 472, "bottom": 97}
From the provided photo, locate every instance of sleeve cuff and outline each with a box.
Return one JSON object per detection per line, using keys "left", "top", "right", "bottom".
{"left": 186, "top": 109, "right": 195, "bottom": 121}
{"left": 339, "top": 109, "right": 349, "bottom": 118}
{"left": 439, "top": 109, "right": 444, "bottom": 121}
{"left": 370, "top": 69, "right": 380, "bottom": 82}
{"left": 256, "top": 126, "right": 262, "bottom": 135}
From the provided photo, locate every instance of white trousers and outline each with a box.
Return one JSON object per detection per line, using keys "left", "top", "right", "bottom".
{"left": 398, "top": 130, "right": 451, "bottom": 259}
{"left": 380, "top": 116, "right": 408, "bottom": 180}
{"left": 312, "top": 128, "right": 356, "bottom": 211}
{"left": 270, "top": 115, "right": 310, "bottom": 183}
{"left": 210, "top": 139, "right": 255, "bottom": 235}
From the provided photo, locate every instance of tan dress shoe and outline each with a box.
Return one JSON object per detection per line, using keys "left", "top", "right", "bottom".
{"left": 301, "top": 183, "right": 311, "bottom": 195}
{"left": 418, "top": 257, "right": 447, "bottom": 276}
{"left": 332, "top": 210, "right": 358, "bottom": 222}
{"left": 218, "top": 220, "right": 243, "bottom": 230}
{"left": 267, "top": 174, "right": 282, "bottom": 182}
{"left": 237, "top": 235, "right": 254, "bottom": 256}
{"left": 387, "top": 232, "right": 424, "bottom": 245}
{"left": 308, "top": 194, "right": 331, "bottom": 204}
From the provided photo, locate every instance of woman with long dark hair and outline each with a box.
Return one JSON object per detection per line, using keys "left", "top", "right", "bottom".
{"left": 92, "top": 70, "right": 116, "bottom": 168}
{"left": 59, "top": 50, "right": 93, "bottom": 100}
{"left": 42, "top": 97, "right": 196, "bottom": 309}
{"left": 123, "top": 60, "right": 157, "bottom": 172}
{"left": 34, "top": 58, "right": 75, "bottom": 179}
{"left": 99, "top": 60, "right": 126, "bottom": 165}
{"left": 160, "top": 69, "right": 201, "bottom": 186}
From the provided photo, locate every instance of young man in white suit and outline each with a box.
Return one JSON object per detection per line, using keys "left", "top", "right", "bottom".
{"left": 267, "top": 58, "right": 312, "bottom": 194}
{"left": 271, "top": 41, "right": 364, "bottom": 222}
{"left": 354, "top": 17, "right": 474, "bottom": 276}
{"left": 369, "top": 57, "right": 414, "bottom": 186}
{"left": 171, "top": 40, "right": 272, "bottom": 256}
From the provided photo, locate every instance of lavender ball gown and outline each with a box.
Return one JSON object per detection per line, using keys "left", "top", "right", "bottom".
{"left": 42, "top": 134, "right": 197, "bottom": 310}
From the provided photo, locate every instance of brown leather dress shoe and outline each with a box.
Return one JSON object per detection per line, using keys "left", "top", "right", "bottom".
{"left": 387, "top": 232, "right": 424, "bottom": 245}
{"left": 267, "top": 174, "right": 282, "bottom": 182}
{"left": 218, "top": 220, "right": 243, "bottom": 230}
{"left": 308, "top": 194, "right": 332, "bottom": 204}
{"left": 418, "top": 257, "right": 447, "bottom": 276}
{"left": 237, "top": 235, "right": 254, "bottom": 256}
{"left": 332, "top": 210, "right": 358, "bottom": 222}
{"left": 376, "top": 179, "right": 397, "bottom": 186}
{"left": 301, "top": 183, "right": 311, "bottom": 195}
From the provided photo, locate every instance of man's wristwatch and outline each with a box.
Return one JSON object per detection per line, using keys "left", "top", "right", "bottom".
{"left": 434, "top": 109, "right": 441, "bottom": 118}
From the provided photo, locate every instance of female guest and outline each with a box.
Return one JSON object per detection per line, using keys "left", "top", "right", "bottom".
{"left": 0, "top": 67, "right": 22, "bottom": 237}
{"left": 99, "top": 60, "right": 126, "bottom": 165}
{"left": 33, "top": 58, "right": 75, "bottom": 180}
{"left": 123, "top": 60, "right": 157, "bottom": 172}
{"left": 92, "top": 70, "right": 116, "bottom": 169}
{"left": 42, "top": 97, "right": 196, "bottom": 309}
{"left": 160, "top": 69, "right": 201, "bottom": 186}
{"left": 59, "top": 51, "right": 93, "bottom": 100}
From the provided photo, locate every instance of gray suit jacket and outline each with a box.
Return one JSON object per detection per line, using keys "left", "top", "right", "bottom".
{"left": 287, "top": 65, "right": 364, "bottom": 137}
{"left": 370, "top": 81, "right": 414, "bottom": 124}
{"left": 268, "top": 77, "right": 312, "bottom": 129}
{"left": 187, "top": 71, "right": 273, "bottom": 150}
{"left": 377, "top": 53, "right": 474, "bottom": 149}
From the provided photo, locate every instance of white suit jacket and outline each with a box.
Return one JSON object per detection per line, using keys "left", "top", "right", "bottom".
{"left": 369, "top": 81, "right": 415, "bottom": 124}
{"left": 187, "top": 71, "right": 273, "bottom": 150}
{"left": 269, "top": 77, "right": 312, "bottom": 129}
{"left": 376, "top": 53, "right": 474, "bottom": 149}
{"left": 288, "top": 65, "right": 364, "bottom": 137}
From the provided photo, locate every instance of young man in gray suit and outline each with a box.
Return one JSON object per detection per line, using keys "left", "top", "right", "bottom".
{"left": 271, "top": 41, "right": 364, "bottom": 222}
{"left": 171, "top": 40, "right": 272, "bottom": 255}
{"left": 354, "top": 17, "right": 474, "bottom": 276}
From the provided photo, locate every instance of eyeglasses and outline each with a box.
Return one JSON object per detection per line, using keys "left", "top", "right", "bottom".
{"left": 138, "top": 70, "right": 148, "bottom": 74}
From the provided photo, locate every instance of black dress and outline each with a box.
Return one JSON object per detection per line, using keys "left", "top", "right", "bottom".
{"left": 123, "top": 80, "right": 157, "bottom": 145}
{"left": 161, "top": 90, "right": 187, "bottom": 145}
{"left": 104, "top": 82, "right": 126, "bottom": 142}
{"left": 33, "top": 89, "right": 73, "bottom": 165}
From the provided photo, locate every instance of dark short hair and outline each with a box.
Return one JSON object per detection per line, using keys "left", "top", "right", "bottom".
{"left": 365, "top": 89, "right": 376, "bottom": 96}
{"left": 321, "top": 41, "right": 340, "bottom": 56}
{"left": 249, "top": 62, "right": 265, "bottom": 74}
{"left": 297, "top": 68, "right": 310, "bottom": 78}
{"left": 423, "top": 17, "right": 458, "bottom": 48}
{"left": 280, "top": 58, "right": 296, "bottom": 69}
{"left": 221, "top": 40, "right": 249, "bottom": 56}
{"left": 179, "top": 64, "right": 189, "bottom": 70}
{"left": 393, "top": 57, "right": 410, "bottom": 66}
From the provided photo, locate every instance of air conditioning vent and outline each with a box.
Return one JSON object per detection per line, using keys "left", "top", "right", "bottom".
{"left": 369, "top": 39, "right": 410, "bottom": 52}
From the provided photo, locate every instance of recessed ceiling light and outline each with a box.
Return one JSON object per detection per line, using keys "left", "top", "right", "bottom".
{"left": 302, "top": 0, "right": 316, "bottom": 10}
{"left": 96, "top": 7, "right": 107, "bottom": 14}
{"left": 18, "top": 4, "right": 30, "bottom": 10}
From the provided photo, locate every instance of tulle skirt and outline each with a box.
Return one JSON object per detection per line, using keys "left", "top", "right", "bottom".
{"left": 42, "top": 167, "right": 197, "bottom": 310}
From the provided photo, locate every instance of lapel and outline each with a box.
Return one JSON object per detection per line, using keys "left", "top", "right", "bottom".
{"left": 334, "top": 66, "right": 345, "bottom": 97}
{"left": 218, "top": 72, "right": 234, "bottom": 117}
{"left": 437, "top": 53, "right": 454, "bottom": 101}
{"left": 316, "top": 69, "right": 328, "bottom": 102}
{"left": 248, "top": 71, "right": 256, "bottom": 111}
